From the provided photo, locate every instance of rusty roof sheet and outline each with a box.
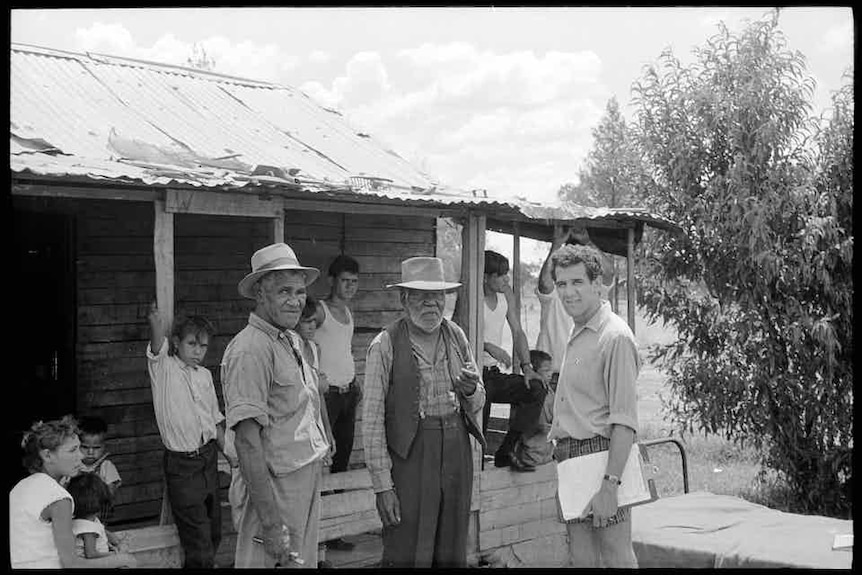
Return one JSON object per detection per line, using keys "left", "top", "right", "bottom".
{"left": 10, "top": 42, "right": 680, "bottom": 235}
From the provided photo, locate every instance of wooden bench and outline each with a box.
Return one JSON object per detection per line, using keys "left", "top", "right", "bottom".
{"left": 119, "top": 466, "right": 379, "bottom": 567}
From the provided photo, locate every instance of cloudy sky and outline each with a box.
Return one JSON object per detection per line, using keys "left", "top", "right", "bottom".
{"left": 11, "top": 7, "right": 853, "bottom": 262}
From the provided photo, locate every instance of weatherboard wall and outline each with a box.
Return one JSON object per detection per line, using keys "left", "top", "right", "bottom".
{"left": 14, "top": 192, "right": 435, "bottom": 527}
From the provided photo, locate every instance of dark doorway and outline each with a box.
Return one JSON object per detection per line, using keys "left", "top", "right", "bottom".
{"left": 10, "top": 209, "right": 77, "bottom": 490}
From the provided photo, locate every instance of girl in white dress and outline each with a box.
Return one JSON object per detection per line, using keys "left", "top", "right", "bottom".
{"left": 9, "top": 416, "right": 136, "bottom": 569}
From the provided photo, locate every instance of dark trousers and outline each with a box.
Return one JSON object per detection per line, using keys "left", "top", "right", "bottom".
{"left": 482, "top": 366, "right": 547, "bottom": 457}
{"left": 324, "top": 381, "right": 359, "bottom": 473}
{"left": 382, "top": 413, "right": 473, "bottom": 568}
{"left": 164, "top": 439, "right": 221, "bottom": 568}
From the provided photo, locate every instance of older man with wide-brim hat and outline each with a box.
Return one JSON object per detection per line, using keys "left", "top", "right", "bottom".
{"left": 221, "top": 243, "right": 330, "bottom": 568}
{"left": 362, "top": 256, "right": 486, "bottom": 568}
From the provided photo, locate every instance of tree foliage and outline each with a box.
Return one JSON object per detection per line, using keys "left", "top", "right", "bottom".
{"left": 187, "top": 43, "right": 216, "bottom": 71}
{"left": 558, "top": 96, "right": 653, "bottom": 208}
{"left": 630, "top": 12, "right": 853, "bottom": 517}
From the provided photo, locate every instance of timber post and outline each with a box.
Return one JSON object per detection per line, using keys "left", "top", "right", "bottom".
{"left": 154, "top": 195, "right": 175, "bottom": 328}
{"left": 459, "top": 210, "right": 485, "bottom": 565}
{"left": 273, "top": 208, "right": 285, "bottom": 243}
{"left": 512, "top": 221, "right": 522, "bottom": 374}
{"left": 626, "top": 225, "right": 636, "bottom": 334}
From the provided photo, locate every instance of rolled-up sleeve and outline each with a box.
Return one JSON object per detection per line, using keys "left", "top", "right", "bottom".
{"left": 221, "top": 350, "right": 271, "bottom": 431}
{"left": 362, "top": 331, "right": 393, "bottom": 493}
{"left": 604, "top": 332, "right": 640, "bottom": 434}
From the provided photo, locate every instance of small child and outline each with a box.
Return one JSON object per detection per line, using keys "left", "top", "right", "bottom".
{"left": 511, "top": 350, "right": 556, "bottom": 469}
{"left": 147, "top": 302, "right": 234, "bottom": 568}
{"left": 67, "top": 472, "right": 124, "bottom": 558}
{"left": 77, "top": 416, "right": 121, "bottom": 498}
{"left": 297, "top": 296, "right": 336, "bottom": 464}
{"left": 297, "top": 296, "right": 338, "bottom": 569}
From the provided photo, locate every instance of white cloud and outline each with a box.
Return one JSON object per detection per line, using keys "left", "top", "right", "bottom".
{"left": 439, "top": 110, "right": 513, "bottom": 147}
{"left": 332, "top": 51, "right": 391, "bottom": 107}
{"left": 398, "top": 43, "right": 602, "bottom": 107}
{"left": 309, "top": 49, "right": 332, "bottom": 64}
{"left": 820, "top": 21, "right": 853, "bottom": 55}
{"left": 73, "top": 22, "right": 293, "bottom": 82}
{"left": 298, "top": 41, "right": 608, "bottom": 203}
{"left": 75, "top": 22, "right": 136, "bottom": 54}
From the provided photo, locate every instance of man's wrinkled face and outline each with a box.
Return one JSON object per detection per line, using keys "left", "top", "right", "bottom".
{"left": 255, "top": 270, "right": 308, "bottom": 331}
{"left": 402, "top": 289, "right": 445, "bottom": 333}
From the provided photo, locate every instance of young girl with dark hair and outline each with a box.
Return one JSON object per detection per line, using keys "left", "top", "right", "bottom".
{"left": 67, "top": 472, "right": 125, "bottom": 558}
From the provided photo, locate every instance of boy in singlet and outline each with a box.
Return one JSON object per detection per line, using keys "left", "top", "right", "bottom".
{"left": 480, "top": 251, "right": 547, "bottom": 471}
{"left": 315, "top": 255, "right": 360, "bottom": 551}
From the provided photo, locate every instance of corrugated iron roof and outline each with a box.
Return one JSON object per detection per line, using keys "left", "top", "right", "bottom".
{"left": 10, "top": 43, "right": 443, "bottom": 191}
{"left": 10, "top": 42, "right": 680, "bottom": 236}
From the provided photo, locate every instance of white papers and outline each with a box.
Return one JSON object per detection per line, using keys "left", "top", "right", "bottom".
{"left": 556, "top": 443, "right": 652, "bottom": 521}
{"left": 832, "top": 534, "right": 853, "bottom": 550}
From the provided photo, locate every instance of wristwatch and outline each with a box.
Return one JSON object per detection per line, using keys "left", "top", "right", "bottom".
{"left": 603, "top": 473, "right": 622, "bottom": 486}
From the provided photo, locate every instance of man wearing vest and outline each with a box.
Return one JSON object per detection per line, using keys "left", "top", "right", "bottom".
{"left": 315, "top": 255, "right": 360, "bottom": 552}
{"left": 363, "top": 257, "right": 486, "bottom": 568}
{"left": 480, "top": 250, "right": 547, "bottom": 471}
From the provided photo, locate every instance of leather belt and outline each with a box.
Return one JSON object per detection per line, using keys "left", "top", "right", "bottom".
{"left": 167, "top": 439, "right": 215, "bottom": 458}
{"left": 327, "top": 385, "right": 352, "bottom": 395}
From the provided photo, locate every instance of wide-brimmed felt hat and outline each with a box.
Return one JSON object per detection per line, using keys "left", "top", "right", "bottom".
{"left": 238, "top": 243, "right": 320, "bottom": 299}
{"left": 386, "top": 257, "right": 462, "bottom": 291}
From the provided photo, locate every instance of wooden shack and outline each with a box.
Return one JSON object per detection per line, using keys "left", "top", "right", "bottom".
{"left": 11, "top": 42, "right": 679, "bottom": 567}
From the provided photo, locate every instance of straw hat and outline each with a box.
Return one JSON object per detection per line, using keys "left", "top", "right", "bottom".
{"left": 386, "top": 257, "right": 461, "bottom": 291}
{"left": 238, "top": 243, "right": 320, "bottom": 299}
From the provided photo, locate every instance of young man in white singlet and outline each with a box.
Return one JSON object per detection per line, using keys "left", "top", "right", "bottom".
{"left": 315, "top": 254, "right": 360, "bottom": 551}
{"left": 480, "top": 250, "right": 547, "bottom": 471}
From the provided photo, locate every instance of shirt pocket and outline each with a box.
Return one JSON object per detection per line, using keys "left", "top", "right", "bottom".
{"left": 269, "top": 361, "right": 303, "bottom": 420}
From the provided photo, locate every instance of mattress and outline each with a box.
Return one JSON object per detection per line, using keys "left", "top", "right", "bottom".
{"left": 631, "top": 491, "right": 852, "bottom": 569}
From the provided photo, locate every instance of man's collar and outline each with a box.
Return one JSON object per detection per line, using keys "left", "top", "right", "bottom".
{"left": 584, "top": 301, "right": 612, "bottom": 332}
{"left": 571, "top": 300, "right": 611, "bottom": 337}
{"left": 248, "top": 312, "right": 295, "bottom": 341}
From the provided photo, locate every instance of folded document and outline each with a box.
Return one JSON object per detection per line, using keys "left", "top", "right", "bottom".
{"left": 556, "top": 443, "right": 654, "bottom": 521}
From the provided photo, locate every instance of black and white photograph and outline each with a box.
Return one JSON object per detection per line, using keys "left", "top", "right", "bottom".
{"left": 9, "top": 6, "right": 852, "bottom": 569}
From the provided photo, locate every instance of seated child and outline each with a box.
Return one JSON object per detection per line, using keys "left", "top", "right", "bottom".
{"left": 510, "top": 350, "right": 556, "bottom": 469}
{"left": 66, "top": 472, "right": 124, "bottom": 558}
{"left": 77, "top": 416, "right": 121, "bottom": 498}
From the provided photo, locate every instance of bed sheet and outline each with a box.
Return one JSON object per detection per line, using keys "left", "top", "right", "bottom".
{"left": 631, "top": 491, "right": 852, "bottom": 569}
